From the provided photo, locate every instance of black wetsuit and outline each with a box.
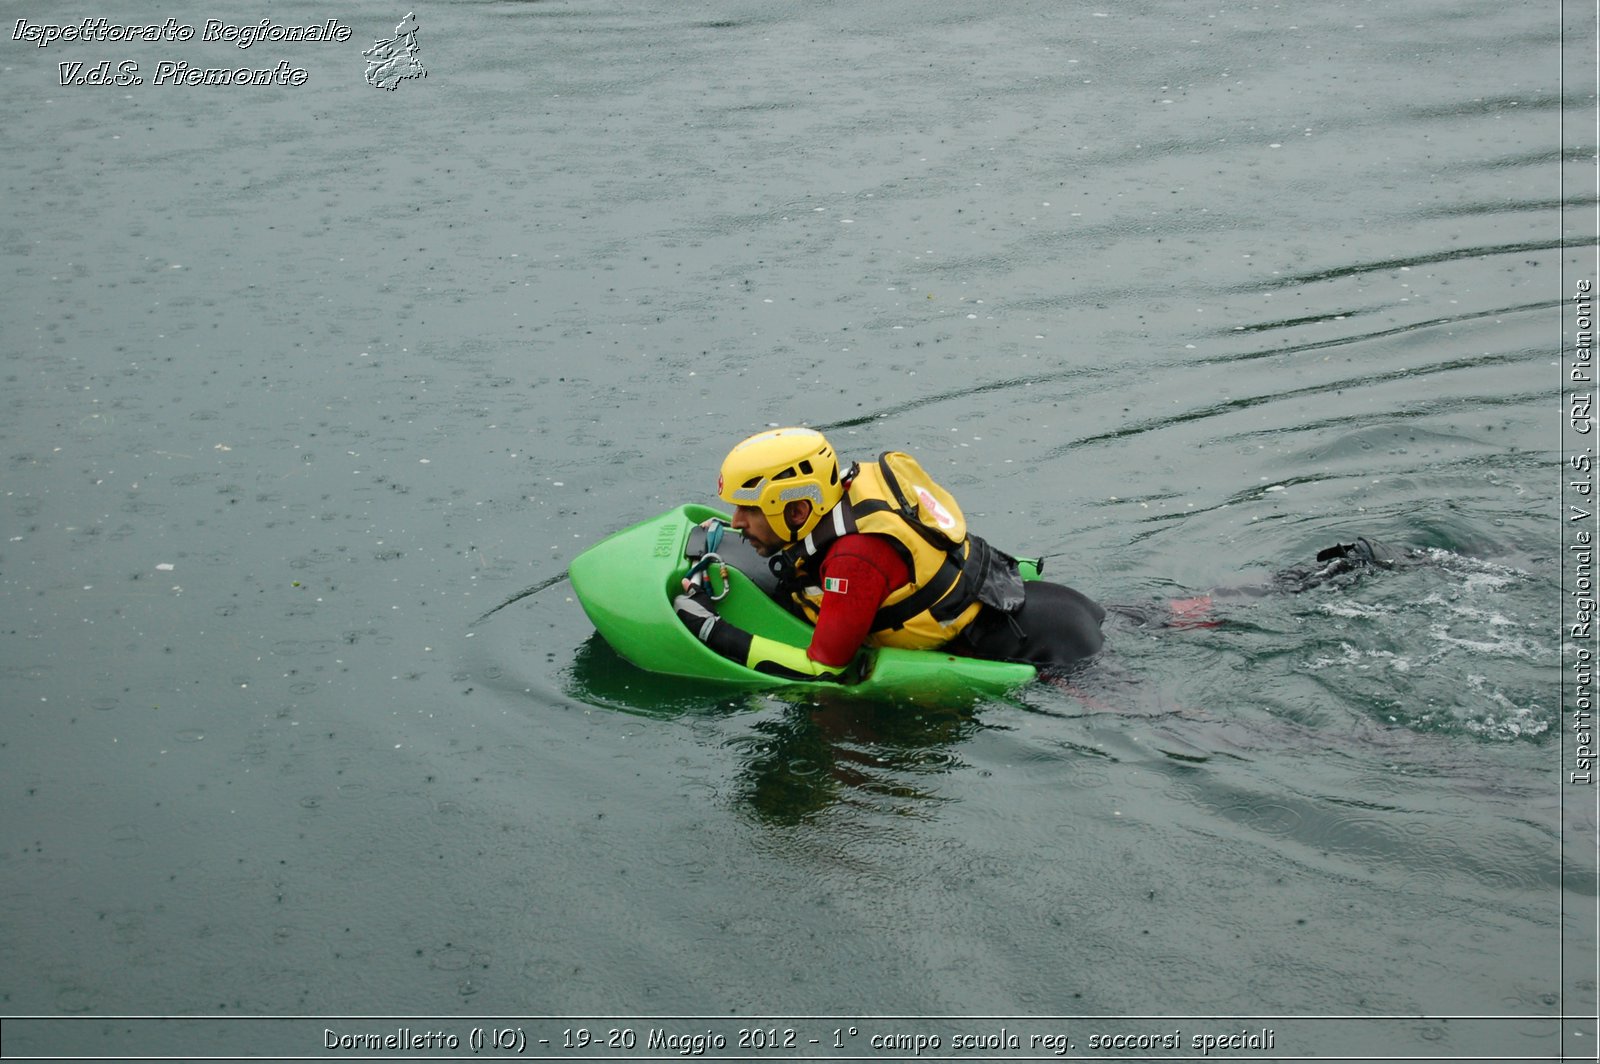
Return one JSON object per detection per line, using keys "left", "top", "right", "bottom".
{"left": 1270, "top": 537, "right": 1400, "bottom": 593}
{"left": 953, "top": 580, "right": 1106, "bottom": 669}
{"left": 929, "top": 538, "right": 1405, "bottom": 667}
{"left": 1213, "top": 537, "right": 1403, "bottom": 599}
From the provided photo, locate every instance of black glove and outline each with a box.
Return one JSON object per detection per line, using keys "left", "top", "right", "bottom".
{"left": 673, "top": 582, "right": 721, "bottom": 643}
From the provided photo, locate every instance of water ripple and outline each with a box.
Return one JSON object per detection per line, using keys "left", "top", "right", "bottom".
{"left": 1254, "top": 238, "right": 1583, "bottom": 289}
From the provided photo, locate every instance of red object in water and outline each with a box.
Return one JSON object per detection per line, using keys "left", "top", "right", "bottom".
{"left": 1166, "top": 595, "right": 1221, "bottom": 629}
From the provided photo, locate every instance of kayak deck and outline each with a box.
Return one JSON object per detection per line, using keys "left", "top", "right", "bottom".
{"left": 568, "top": 504, "right": 1038, "bottom": 698}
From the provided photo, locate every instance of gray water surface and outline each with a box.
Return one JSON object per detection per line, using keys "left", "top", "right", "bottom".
{"left": 1, "top": 1, "right": 1594, "bottom": 1060}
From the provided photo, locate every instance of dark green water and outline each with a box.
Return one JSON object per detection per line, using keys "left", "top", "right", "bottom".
{"left": 1, "top": 0, "right": 1594, "bottom": 1060}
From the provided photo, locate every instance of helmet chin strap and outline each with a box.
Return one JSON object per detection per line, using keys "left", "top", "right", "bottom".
{"left": 780, "top": 500, "right": 813, "bottom": 543}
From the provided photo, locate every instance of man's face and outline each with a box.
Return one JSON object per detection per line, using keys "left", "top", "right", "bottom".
{"left": 731, "top": 505, "right": 784, "bottom": 555}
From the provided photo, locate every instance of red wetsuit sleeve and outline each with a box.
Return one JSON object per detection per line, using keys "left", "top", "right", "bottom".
{"left": 807, "top": 534, "right": 911, "bottom": 668}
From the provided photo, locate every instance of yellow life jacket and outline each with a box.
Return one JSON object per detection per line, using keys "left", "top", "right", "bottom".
{"left": 777, "top": 451, "right": 1015, "bottom": 650}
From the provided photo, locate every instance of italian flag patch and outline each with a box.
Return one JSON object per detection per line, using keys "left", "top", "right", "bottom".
{"left": 823, "top": 577, "right": 849, "bottom": 594}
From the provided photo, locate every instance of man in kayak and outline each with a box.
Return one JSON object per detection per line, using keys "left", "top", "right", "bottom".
{"left": 671, "top": 427, "right": 1106, "bottom": 681}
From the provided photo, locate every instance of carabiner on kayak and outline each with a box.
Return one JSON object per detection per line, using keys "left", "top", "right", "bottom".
{"left": 684, "top": 551, "right": 732, "bottom": 601}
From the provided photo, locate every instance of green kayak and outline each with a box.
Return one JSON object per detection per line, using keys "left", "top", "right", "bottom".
{"left": 569, "top": 504, "right": 1039, "bottom": 698}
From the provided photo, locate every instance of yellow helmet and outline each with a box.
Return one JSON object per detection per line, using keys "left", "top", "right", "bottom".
{"left": 717, "top": 428, "right": 844, "bottom": 543}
